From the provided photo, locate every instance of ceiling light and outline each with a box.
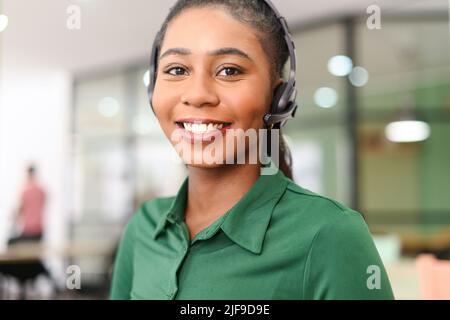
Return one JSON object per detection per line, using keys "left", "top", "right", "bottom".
{"left": 385, "top": 120, "right": 430, "bottom": 143}
{"left": 349, "top": 66, "right": 369, "bottom": 87}
{"left": 328, "top": 55, "right": 353, "bottom": 77}
{"left": 0, "top": 15, "right": 9, "bottom": 33}
{"left": 314, "top": 87, "right": 338, "bottom": 108}
{"left": 98, "top": 97, "right": 120, "bottom": 118}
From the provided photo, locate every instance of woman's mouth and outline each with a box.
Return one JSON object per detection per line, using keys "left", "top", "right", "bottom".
{"left": 174, "top": 119, "right": 232, "bottom": 143}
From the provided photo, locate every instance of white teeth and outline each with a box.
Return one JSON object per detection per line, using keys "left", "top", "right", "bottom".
{"left": 181, "top": 122, "right": 228, "bottom": 133}
{"left": 192, "top": 124, "right": 201, "bottom": 133}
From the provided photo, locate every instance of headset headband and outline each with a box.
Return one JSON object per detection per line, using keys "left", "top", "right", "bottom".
{"left": 263, "top": 0, "right": 297, "bottom": 95}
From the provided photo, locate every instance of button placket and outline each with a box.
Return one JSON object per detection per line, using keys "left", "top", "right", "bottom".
{"left": 167, "top": 223, "right": 190, "bottom": 300}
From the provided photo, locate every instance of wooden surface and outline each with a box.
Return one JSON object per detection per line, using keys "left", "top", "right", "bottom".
{"left": 0, "top": 241, "right": 115, "bottom": 264}
{"left": 371, "top": 225, "right": 450, "bottom": 253}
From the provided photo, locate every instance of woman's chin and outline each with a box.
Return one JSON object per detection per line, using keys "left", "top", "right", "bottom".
{"left": 179, "top": 152, "right": 234, "bottom": 169}
{"left": 185, "top": 162, "right": 227, "bottom": 170}
{"left": 177, "top": 149, "right": 231, "bottom": 168}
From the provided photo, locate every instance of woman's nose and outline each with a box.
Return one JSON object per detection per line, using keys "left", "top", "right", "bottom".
{"left": 180, "top": 75, "right": 220, "bottom": 108}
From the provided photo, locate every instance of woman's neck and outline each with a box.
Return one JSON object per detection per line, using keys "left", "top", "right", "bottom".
{"left": 185, "top": 164, "right": 261, "bottom": 231}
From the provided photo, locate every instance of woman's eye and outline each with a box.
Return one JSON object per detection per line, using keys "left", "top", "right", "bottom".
{"left": 163, "top": 66, "right": 242, "bottom": 77}
{"left": 218, "top": 67, "right": 242, "bottom": 77}
{"left": 165, "top": 67, "right": 187, "bottom": 76}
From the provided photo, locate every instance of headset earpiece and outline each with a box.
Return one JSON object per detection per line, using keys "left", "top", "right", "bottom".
{"left": 271, "top": 82, "right": 288, "bottom": 114}
{"left": 148, "top": 31, "right": 161, "bottom": 112}
{"left": 264, "top": 81, "right": 298, "bottom": 129}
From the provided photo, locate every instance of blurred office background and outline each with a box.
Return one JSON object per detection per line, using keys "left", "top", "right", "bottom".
{"left": 0, "top": 0, "right": 449, "bottom": 299}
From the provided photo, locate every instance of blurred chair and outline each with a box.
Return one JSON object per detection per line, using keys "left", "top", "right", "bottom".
{"left": 416, "top": 254, "right": 450, "bottom": 300}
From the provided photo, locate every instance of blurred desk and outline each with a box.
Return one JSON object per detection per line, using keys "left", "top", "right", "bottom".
{"left": 0, "top": 241, "right": 116, "bottom": 299}
{"left": 0, "top": 242, "right": 44, "bottom": 264}
{"left": 0, "top": 241, "right": 116, "bottom": 262}
{"left": 0, "top": 242, "right": 49, "bottom": 299}
{"left": 371, "top": 225, "right": 450, "bottom": 253}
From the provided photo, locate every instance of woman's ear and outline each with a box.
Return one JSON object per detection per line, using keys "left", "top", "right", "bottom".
{"left": 272, "top": 78, "right": 284, "bottom": 91}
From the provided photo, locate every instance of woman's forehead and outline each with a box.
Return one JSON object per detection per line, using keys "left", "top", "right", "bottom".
{"left": 161, "top": 7, "right": 263, "bottom": 57}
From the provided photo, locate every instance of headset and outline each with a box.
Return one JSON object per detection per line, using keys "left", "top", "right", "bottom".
{"left": 147, "top": 0, "right": 298, "bottom": 130}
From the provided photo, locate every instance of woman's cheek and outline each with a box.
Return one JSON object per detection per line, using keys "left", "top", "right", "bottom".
{"left": 226, "top": 93, "right": 268, "bottom": 129}
{"left": 152, "top": 88, "right": 176, "bottom": 136}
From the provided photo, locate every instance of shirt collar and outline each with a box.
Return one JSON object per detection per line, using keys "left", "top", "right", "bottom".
{"left": 153, "top": 169, "right": 289, "bottom": 255}
{"left": 153, "top": 177, "right": 189, "bottom": 237}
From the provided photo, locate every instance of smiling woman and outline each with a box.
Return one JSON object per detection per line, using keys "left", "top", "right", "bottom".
{"left": 110, "top": 0, "right": 395, "bottom": 300}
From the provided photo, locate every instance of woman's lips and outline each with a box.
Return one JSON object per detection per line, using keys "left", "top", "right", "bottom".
{"left": 174, "top": 120, "right": 232, "bottom": 144}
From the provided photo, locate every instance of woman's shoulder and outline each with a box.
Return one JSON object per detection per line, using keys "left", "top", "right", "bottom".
{"left": 278, "top": 180, "right": 395, "bottom": 298}
{"left": 277, "top": 177, "right": 370, "bottom": 240}
{"left": 281, "top": 177, "right": 358, "bottom": 212}
{"left": 122, "top": 196, "right": 177, "bottom": 238}
{"left": 140, "top": 195, "right": 177, "bottom": 216}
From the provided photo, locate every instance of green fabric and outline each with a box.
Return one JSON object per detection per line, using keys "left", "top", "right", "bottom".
{"left": 110, "top": 169, "right": 395, "bottom": 300}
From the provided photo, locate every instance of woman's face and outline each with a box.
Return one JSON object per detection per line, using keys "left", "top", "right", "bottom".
{"left": 152, "top": 6, "right": 281, "bottom": 168}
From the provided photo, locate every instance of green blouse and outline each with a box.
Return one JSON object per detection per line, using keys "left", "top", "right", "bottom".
{"left": 110, "top": 169, "right": 394, "bottom": 300}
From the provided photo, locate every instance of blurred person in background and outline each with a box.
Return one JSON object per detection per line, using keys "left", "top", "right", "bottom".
{"left": 8, "top": 165, "right": 46, "bottom": 245}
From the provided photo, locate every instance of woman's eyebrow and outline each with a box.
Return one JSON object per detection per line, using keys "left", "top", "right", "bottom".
{"left": 159, "top": 47, "right": 253, "bottom": 61}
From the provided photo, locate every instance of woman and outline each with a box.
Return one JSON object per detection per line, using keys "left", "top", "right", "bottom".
{"left": 110, "top": 0, "right": 394, "bottom": 300}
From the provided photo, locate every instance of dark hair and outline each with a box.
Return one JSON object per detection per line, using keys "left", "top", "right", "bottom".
{"left": 157, "top": 0, "right": 294, "bottom": 179}
{"left": 27, "top": 164, "right": 36, "bottom": 176}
